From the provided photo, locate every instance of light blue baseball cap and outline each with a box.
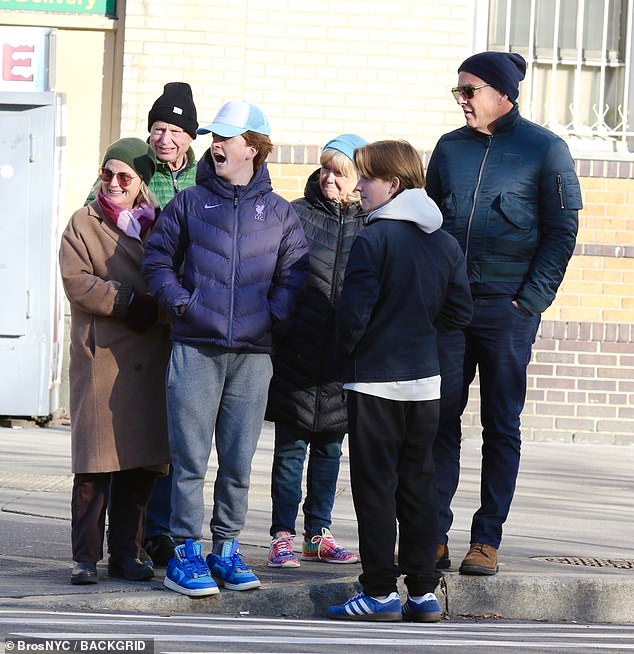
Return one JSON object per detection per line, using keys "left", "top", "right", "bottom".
{"left": 322, "top": 134, "right": 368, "bottom": 161}
{"left": 197, "top": 100, "right": 271, "bottom": 137}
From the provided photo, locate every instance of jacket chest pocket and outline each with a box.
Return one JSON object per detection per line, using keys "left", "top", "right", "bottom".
{"left": 492, "top": 193, "right": 539, "bottom": 257}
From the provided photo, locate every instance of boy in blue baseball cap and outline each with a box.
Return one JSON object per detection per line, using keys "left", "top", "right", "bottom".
{"left": 143, "top": 100, "right": 309, "bottom": 597}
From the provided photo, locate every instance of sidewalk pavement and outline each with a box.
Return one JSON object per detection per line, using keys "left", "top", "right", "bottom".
{"left": 1, "top": 421, "right": 634, "bottom": 623}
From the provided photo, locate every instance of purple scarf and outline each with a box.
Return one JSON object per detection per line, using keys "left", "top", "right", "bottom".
{"left": 98, "top": 192, "right": 156, "bottom": 242}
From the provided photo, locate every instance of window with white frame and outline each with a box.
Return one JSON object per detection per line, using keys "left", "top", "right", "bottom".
{"left": 488, "top": 0, "right": 633, "bottom": 153}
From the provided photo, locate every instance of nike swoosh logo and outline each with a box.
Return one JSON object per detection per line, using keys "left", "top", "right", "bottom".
{"left": 204, "top": 203, "right": 221, "bottom": 209}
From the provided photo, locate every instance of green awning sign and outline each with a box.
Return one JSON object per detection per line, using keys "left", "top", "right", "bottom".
{"left": 0, "top": 0, "right": 115, "bottom": 16}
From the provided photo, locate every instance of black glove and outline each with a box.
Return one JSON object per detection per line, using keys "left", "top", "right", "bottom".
{"left": 124, "top": 293, "right": 158, "bottom": 335}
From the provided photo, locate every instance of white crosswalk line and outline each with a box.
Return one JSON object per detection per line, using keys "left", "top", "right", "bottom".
{"left": 3, "top": 609, "right": 634, "bottom": 651}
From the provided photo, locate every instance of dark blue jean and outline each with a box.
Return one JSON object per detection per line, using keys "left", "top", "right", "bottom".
{"left": 144, "top": 467, "right": 172, "bottom": 539}
{"left": 433, "top": 296, "right": 540, "bottom": 549}
{"left": 270, "top": 422, "right": 344, "bottom": 538}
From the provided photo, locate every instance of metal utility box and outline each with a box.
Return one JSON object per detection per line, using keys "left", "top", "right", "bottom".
{"left": 0, "top": 91, "right": 65, "bottom": 420}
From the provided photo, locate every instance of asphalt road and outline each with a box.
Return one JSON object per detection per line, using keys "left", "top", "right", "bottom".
{"left": 3, "top": 609, "right": 634, "bottom": 654}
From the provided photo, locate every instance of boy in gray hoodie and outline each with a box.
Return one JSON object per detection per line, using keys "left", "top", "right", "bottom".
{"left": 328, "top": 140, "right": 473, "bottom": 622}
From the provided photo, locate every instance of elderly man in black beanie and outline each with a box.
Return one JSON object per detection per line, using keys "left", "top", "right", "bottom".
{"left": 426, "top": 51, "right": 582, "bottom": 576}
{"left": 146, "top": 81, "right": 199, "bottom": 209}
{"left": 140, "top": 82, "right": 200, "bottom": 567}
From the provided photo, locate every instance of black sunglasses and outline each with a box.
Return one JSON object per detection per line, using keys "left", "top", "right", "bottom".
{"left": 451, "top": 84, "right": 491, "bottom": 100}
{"left": 99, "top": 168, "right": 137, "bottom": 188}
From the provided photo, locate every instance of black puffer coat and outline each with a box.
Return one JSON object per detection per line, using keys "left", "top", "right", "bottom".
{"left": 265, "top": 169, "right": 366, "bottom": 433}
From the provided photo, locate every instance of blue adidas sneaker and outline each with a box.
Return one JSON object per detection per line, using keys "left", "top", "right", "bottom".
{"left": 327, "top": 592, "right": 402, "bottom": 621}
{"left": 163, "top": 539, "right": 219, "bottom": 597}
{"left": 402, "top": 592, "right": 442, "bottom": 622}
{"left": 206, "top": 540, "right": 261, "bottom": 591}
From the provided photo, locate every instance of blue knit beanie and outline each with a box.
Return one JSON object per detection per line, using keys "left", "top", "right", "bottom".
{"left": 322, "top": 134, "right": 368, "bottom": 161}
{"left": 458, "top": 51, "right": 526, "bottom": 103}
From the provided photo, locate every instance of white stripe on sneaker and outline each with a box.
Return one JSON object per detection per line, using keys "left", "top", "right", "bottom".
{"left": 349, "top": 597, "right": 370, "bottom": 615}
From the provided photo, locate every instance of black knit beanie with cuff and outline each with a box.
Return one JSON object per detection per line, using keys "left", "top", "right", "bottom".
{"left": 147, "top": 82, "right": 198, "bottom": 139}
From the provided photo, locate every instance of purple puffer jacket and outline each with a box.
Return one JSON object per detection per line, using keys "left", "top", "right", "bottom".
{"left": 142, "top": 151, "right": 308, "bottom": 353}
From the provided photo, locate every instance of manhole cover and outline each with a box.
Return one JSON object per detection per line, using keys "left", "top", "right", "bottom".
{"left": 532, "top": 556, "right": 634, "bottom": 569}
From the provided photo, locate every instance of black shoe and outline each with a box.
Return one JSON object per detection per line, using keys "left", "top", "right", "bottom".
{"left": 71, "top": 562, "right": 98, "bottom": 585}
{"left": 108, "top": 558, "right": 154, "bottom": 581}
{"left": 143, "top": 535, "right": 176, "bottom": 566}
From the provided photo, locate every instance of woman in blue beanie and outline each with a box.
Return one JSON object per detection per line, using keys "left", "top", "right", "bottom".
{"left": 264, "top": 134, "right": 367, "bottom": 567}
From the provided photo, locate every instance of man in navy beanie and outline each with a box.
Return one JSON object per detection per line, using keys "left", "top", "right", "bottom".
{"left": 426, "top": 51, "right": 582, "bottom": 575}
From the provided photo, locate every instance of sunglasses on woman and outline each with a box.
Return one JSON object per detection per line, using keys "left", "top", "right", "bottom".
{"left": 451, "top": 84, "right": 491, "bottom": 100}
{"left": 99, "top": 168, "right": 137, "bottom": 188}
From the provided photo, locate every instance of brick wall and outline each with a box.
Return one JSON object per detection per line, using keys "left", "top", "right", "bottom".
{"left": 515, "top": 167, "right": 634, "bottom": 445}
{"left": 460, "top": 321, "right": 634, "bottom": 446}
{"left": 121, "top": 0, "right": 475, "bottom": 154}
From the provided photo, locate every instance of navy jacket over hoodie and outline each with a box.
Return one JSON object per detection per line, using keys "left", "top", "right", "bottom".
{"left": 336, "top": 188, "right": 473, "bottom": 383}
{"left": 143, "top": 150, "right": 309, "bottom": 353}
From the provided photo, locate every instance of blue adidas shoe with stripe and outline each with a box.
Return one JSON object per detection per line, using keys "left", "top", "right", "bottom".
{"left": 327, "top": 592, "right": 402, "bottom": 621}
{"left": 402, "top": 592, "right": 443, "bottom": 622}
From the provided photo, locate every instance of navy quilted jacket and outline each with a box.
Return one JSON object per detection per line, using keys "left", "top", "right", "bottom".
{"left": 426, "top": 105, "right": 581, "bottom": 315}
{"left": 142, "top": 151, "right": 309, "bottom": 353}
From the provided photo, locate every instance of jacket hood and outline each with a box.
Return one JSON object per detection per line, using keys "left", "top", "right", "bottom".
{"left": 303, "top": 168, "right": 331, "bottom": 212}
{"left": 367, "top": 187, "right": 443, "bottom": 233}
{"left": 195, "top": 149, "right": 273, "bottom": 197}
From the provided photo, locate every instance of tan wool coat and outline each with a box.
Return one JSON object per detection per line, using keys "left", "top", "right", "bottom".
{"left": 59, "top": 201, "right": 171, "bottom": 474}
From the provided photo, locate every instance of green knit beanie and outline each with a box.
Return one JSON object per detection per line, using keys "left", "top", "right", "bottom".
{"left": 101, "top": 137, "right": 157, "bottom": 185}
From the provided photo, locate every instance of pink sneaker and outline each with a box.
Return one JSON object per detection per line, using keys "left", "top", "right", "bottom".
{"left": 301, "top": 528, "right": 360, "bottom": 564}
{"left": 267, "top": 531, "right": 300, "bottom": 568}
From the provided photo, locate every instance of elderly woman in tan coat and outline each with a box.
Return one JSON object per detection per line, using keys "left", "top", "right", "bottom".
{"left": 59, "top": 138, "right": 171, "bottom": 585}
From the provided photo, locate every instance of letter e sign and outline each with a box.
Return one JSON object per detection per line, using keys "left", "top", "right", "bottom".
{"left": 2, "top": 43, "right": 34, "bottom": 82}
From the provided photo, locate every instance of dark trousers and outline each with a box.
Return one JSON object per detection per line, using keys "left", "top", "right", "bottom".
{"left": 71, "top": 468, "right": 157, "bottom": 563}
{"left": 347, "top": 391, "right": 441, "bottom": 597}
{"left": 145, "top": 466, "right": 172, "bottom": 539}
{"left": 433, "top": 296, "right": 540, "bottom": 548}
{"left": 270, "top": 422, "right": 344, "bottom": 538}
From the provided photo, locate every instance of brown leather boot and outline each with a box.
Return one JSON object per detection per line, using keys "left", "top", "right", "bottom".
{"left": 436, "top": 544, "right": 451, "bottom": 570}
{"left": 459, "top": 543, "right": 498, "bottom": 575}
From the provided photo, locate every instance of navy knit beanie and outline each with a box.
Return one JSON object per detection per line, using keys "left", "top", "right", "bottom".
{"left": 147, "top": 82, "right": 198, "bottom": 139}
{"left": 458, "top": 51, "right": 526, "bottom": 102}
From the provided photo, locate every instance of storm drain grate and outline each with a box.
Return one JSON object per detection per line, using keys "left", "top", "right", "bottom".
{"left": 533, "top": 556, "right": 634, "bottom": 569}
